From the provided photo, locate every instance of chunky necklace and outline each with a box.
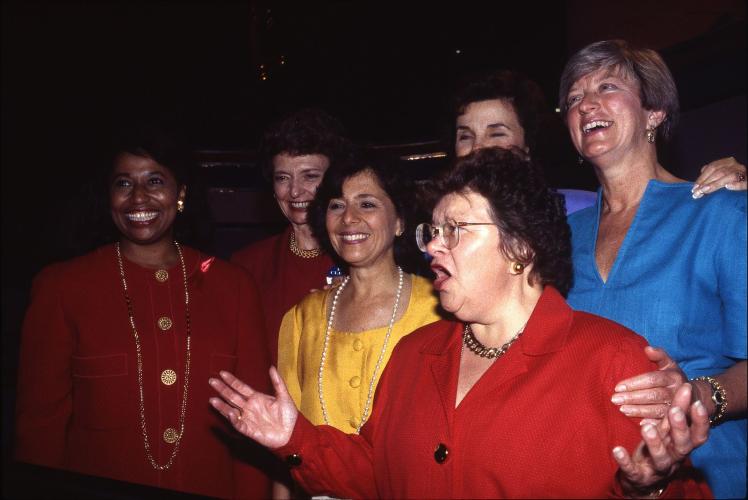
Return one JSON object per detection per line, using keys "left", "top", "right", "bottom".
{"left": 289, "top": 231, "right": 321, "bottom": 259}
{"left": 318, "top": 267, "right": 404, "bottom": 434}
{"left": 116, "top": 241, "right": 192, "bottom": 470}
{"left": 462, "top": 323, "right": 525, "bottom": 359}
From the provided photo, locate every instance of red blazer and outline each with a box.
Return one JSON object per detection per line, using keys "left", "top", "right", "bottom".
{"left": 231, "top": 226, "right": 334, "bottom": 364}
{"left": 15, "top": 244, "right": 273, "bottom": 499}
{"left": 277, "top": 287, "right": 711, "bottom": 498}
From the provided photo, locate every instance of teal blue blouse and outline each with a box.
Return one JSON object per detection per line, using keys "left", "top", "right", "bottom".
{"left": 567, "top": 181, "right": 746, "bottom": 499}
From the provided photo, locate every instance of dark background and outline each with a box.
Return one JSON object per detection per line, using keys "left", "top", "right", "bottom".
{"left": 2, "top": 1, "right": 745, "bottom": 498}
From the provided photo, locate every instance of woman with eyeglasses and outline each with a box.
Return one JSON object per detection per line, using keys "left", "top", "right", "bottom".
{"left": 209, "top": 148, "right": 711, "bottom": 498}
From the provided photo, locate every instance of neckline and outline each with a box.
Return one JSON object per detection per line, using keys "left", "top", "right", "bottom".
{"left": 591, "top": 179, "right": 672, "bottom": 284}
{"left": 324, "top": 273, "right": 417, "bottom": 335}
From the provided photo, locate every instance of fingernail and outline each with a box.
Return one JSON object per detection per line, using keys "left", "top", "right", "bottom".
{"left": 209, "top": 378, "right": 217, "bottom": 386}
{"left": 614, "top": 384, "right": 627, "bottom": 392}
{"left": 613, "top": 447, "right": 625, "bottom": 459}
{"left": 691, "top": 184, "right": 700, "bottom": 192}
{"left": 611, "top": 394, "right": 624, "bottom": 404}
{"left": 671, "top": 407, "right": 685, "bottom": 422}
{"left": 692, "top": 190, "right": 704, "bottom": 199}
{"left": 694, "top": 400, "right": 707, "bottom": 416}
{"left": 644, "top": 425, "right": 657, "bottom": 438}
{"left": 620, "top": 406, "right": 633, "bottom": 415}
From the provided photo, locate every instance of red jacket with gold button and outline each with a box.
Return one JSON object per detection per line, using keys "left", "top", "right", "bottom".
{"left": 276, "top": 287, "right": 712, "bottom": 499}
{"left": 15, "top": 244, "right": 273, "bottom": 499}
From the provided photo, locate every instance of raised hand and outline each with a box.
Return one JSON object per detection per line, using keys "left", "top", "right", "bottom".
{"left": 209, "top": 366, "right": 298, "bottom": 449}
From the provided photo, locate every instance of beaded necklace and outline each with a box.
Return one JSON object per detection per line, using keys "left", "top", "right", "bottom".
{"left": 318, "top": 267, "right": 403, "bottom": 434}
{"left": 462, "top": 322, "right": 525, "bottom": 359}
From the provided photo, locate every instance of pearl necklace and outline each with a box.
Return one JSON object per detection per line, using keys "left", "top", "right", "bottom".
{"left": 289, "top": 231, "right": 321, "bottom": 259}
{"left": 116, "top": 241, "right": 192, "bottom": 470}
{"left": 318, "top": 266, "right": 404, "bottom": 434}
{"left": 462, "top": 322, "right": 525, "bottom": 359}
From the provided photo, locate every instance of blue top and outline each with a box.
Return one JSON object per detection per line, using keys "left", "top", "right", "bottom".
{"left": 558, "top": 188, "right": 597, "bottom": 215}
{"left": 567, "top": 181, "right": 746, "bottom": 499}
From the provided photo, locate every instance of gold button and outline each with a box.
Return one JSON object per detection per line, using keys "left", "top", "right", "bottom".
{"left": 163, "top": 427, "right": 179, "bottom": 444}
{"left": 158, "top": 316, "right": 173, "bottom": 331}
{"left": 154, "top": 269, "right": 169, "bottom": 282}
{"left": 349, "top": 376, "right": 361, "bottom": 388}
{"left": 349, "top": 418, "right": 359, "bottom": 429}
{"left": 353, "top": 339, "right": 364, "bottom": 351}
{"left": 161, "top": 369, "right": 177, "bottom": 386}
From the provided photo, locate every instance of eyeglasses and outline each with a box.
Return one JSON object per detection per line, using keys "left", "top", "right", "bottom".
{"left": 415, "top": 220, "right": 498, "bottom": 252}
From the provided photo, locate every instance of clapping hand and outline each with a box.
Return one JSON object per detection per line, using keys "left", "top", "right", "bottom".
{"left": 613, "top": 383, "right": 709, "bottom": 495}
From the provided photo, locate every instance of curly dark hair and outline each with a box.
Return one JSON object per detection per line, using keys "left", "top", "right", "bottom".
{"left": 452, "top": 70, "right": 547, "bottom": 153}
{"left": 259, "top": 108, "right": 351, "bottom": 180}
{"left": 308, "top": 150, "right": 424, "bottom": 274}
{"left": 435, "top": 147, "right": 572, "bottom": 295}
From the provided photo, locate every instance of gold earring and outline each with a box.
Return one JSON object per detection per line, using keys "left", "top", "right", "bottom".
{"left": 646, "top": 128, "right": 656, "bottom": 144}
{"left": 511, "top": 262, "right": 525, "bottom": 274}
{"left": 177, "top": 199, "right": 185, "bottom": 213}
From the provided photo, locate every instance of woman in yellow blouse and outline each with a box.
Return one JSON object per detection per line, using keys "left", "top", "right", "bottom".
{"left": 278, "top": 153, "right": 441, "bottom": 434}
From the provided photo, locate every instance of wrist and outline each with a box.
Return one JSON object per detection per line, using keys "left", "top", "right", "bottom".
{"left": 690, "top": 379, "right": 714, "bottom": 412}
{"left": 618, "top": 471, "right": 667, "bottom": 499}
{"left": 690, "top": 376, "right": 727, "bottom": 426}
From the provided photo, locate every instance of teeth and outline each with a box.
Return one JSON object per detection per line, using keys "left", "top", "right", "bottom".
{"left": 290, "top": 201, "right": 310, "bottom": 209}
{"left": 127, "top": 211, "right": 158, "bottom": 222}
{"left": 341, "top": 233, "right": 369, "bottom": 242}
{"left": 582, "top": 120, "right": 612, "bottom": 134}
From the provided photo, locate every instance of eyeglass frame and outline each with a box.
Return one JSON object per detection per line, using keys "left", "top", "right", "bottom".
{"left": 415, "top": 220, "right": 499, "bottom": 252}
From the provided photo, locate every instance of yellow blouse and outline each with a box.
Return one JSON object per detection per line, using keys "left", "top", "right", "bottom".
{"left": 278, "top": 274, "right": 440, "bottom": 433}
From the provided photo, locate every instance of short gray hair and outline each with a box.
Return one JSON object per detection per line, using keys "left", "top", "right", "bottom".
{"left": 558, "top": 39, "right": 679, "bottom": 140}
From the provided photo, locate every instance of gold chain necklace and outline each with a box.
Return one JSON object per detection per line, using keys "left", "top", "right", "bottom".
{"left": 318, "top": 267, "right": 403, "bottom": 434}
{"left": 289, "top": 231, "right": 321, "bottom": 258}
{"left": 462, "top": 323, "right": 525, "bottom": 359}
{"left": 115, "top": 241, "right": 192, "bottom": 470}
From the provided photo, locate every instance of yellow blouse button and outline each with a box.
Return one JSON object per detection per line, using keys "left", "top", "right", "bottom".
{"left": 154, "top": 269, "right": 169, "bottom": 282}
{"left": 163, "top": 427, "right": 179, "bottom": 444}
{"left": 349, "top": 376, "right": 361, "bottom": 388}
{"left": 161, "top": 369, "right": 177, "bottom": 386}
{"left": 353, "top": 339, "right": 364, "bottom": 351}
{"left": 158, "top": 316, "right": 173, "bottom": 331}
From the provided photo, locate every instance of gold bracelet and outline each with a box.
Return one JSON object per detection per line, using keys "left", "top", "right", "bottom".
{"left": 692, "top": 376, "right": 727, "bottom": 426}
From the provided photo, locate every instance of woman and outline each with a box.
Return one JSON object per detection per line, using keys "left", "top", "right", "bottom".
{"left": 278, "top": 153, "right": 441, "bottom": 434}
{"left": 231, "top": 108, "right": 349, "bottom": 365}
{"left": 15, "top": 125, "right": 272, "bottom": 498}
{"left": 451, "top": 69, "right": 746, "bottom": 213}
{"left": 210, "top": 149, "right": 710, "bottom": 498}
{"left": 559, "top": 40, "right": 746, "bottom": 499}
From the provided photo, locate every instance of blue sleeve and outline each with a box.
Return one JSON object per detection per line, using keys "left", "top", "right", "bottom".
{"left": 715, "top": 194, "right": 747, "bottom": 359}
